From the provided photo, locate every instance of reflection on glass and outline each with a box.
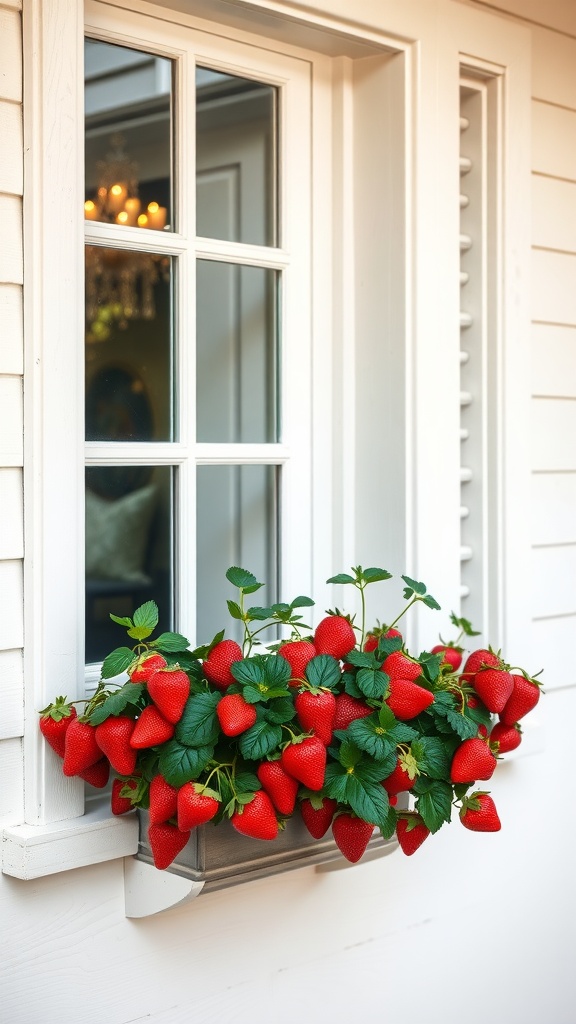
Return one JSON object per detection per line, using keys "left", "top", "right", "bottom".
{"left": 85, "top": 246, "right": 173, "bottom": 442}
{"left": 196, "top": 465, "right": 278, "bottom": 644}
{"left": 196, "top": 67, "right": 277, "bottom": 246}
{"left": 85, "top": 38, "right": 173, "bottom": 228}
{"left": 85, "top": 465, "right": 174, "bottom": 665}
{"left": 196, "top": 261, "right": 278, "bottom": 443}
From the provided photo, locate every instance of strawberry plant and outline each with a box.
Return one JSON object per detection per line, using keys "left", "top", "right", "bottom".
{"left": 39, "top": 566, "right": 543, "bottom": 870}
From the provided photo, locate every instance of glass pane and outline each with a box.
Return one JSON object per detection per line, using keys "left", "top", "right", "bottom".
{"left": 196, "top": 465, "right": 278, "bottom": 644}
{"left": 85, "top": 465, "right": 174, "bottom": 665}
{"left": 196, "top": 67, "right": 277, "bottom": 247}
{"left": 196, "top": 261, "right": 278, "bottom": 443}
{"left": 85, "top": 39, "right": 173, "bottom": 230}
{"left": 85, "top": 246, "right": 174, "bottom": 441}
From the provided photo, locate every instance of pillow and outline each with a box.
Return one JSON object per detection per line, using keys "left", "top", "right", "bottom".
{"left": 85, "top": 484, "right": 157, "bottom": 582}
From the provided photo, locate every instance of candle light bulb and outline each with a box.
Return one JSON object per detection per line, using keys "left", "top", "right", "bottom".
{"left": 116, "top": 210, "right": 129, "bottom": 224}
{"left": 147, "top": 202, "right": 159, "bottom": 214}
{"left": 84, "top": 200, "right": 98, "bottom": 220}
{"left": 137, "top": 213, "right": 148, "bottom": 227}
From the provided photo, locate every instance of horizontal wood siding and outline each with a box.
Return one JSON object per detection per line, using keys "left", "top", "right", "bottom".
{"left": 0, "top": 648, "right": 23, "bottom": 740}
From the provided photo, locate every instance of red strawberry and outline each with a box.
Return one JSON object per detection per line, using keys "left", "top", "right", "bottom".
{"left": 216, "top": 693, "right": 257, "bottom": 736}
{"left": 364, "top": 628, "right": 402, "bottom": 652}
{"left": 95, "top": 715, "right": 137, "bottom": 775}
{"left": 460, "top": 792, "right": 501, "bottom": 832}
{"left": 474, "top": 667, "right": 514, "bottom": 714}
{"left": 148, "top": 667, "right": 190, "bottom": 724}
{"left": 385, "top": 678, "right": 434, "bottom": 720}
{"left": 461, "top": 648, "right": 501, "bottom": 683}
{"left": 332, "top": 814, "right": 374, "bottom": 863}
{"left": 382, "top": 758, "right": 416, "bottom": 795}
{"left": 396, "top": 817, "right": 430, "bottom": 855}
{"left": 148, "top": 822, "right": 191, "bottom": 869}
{"left": 128, "top": 652, "right": 167, "bottom": 683}
{"left": 148, "top": 774, "right": 178, "bottom": 825}
{"left": 79, "top": 757, "right": 110, "bottom": 789}
{"left": 62, "top": 718, "right": 102, "bottom": 776}
{"left": 300, "top": 797, "right": 338, "bottom": 838}
{"left": 389, "top": 795, "right": 398, "bottom": 806}
{"left": 130, "top": 705, "right": 175, "bottom": 748}
{"left": 257, "top": 761, "right": 299, "bottom": 815}
{"left": 203, "top": 639, "right": 243, "bottom": 690}
{"left": 500, "top": 673, "right": 541, "bottom": 725}
{"left": 111, "top": 778, "right": 138, "bottom": 815}
{"left": 314, "top": 615, "right": 356, "bottom": 660}
{"left": 490, "top": 721, "right": 522, "bottom": 753}
{"left": 230, "top": 790, "right": 279, "bottom": 840}
{"left": 450, "top": 737, "right": 497, "bottom": 783}
{"left": 278, "top": 640, "right": 317, "bottom": 685}
{"left": 280, "top": 737, "right": 327, "bottom": 791}
{"left": 333, "top": 693, "right": 373, "bottom": 730}
{"left": 382, "top": 650, "right": 422, "bottom": 682}
{"left": 295, "top": 690, "right": 336, "bottom": 745}
{"left": 431, "top": 644, "right": 462, "bottom": 671}
{"left": 39, "top": 701, "right": 77, "bottom": 758}
{"left": 177, "top": 783, "right": 220, "bottom": 830}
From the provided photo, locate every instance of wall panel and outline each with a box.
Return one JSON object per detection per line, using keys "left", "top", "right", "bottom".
{"left": 0, "top": 376, "right": 23, "bottom": 466}
{"left": 0, "top": 738, "right": 23, "bottom": 825}
{"left": 532, "top": 101, "right": 576, "bottom": 182}
{"left": 531, "top": 323, "right": 576, "bottom": 397}
{"left": 0, "top": 194, "right": 23, "bottom": 284}
{"left": 0, "top": 560, "right": 23, "bottom": 651}
{"left": 531, "top": 615, "right": 576, "bottom": 689}
{"left": 0, "top": 648, "right": 23, "bottom": 740}
{"left": 531, "top": 397, "right": 576, "bottom": 471}
{"left": 532, "top": 25, "right": 576, "bottom": 109}
{"left": 531, "top": 471, "right": 576, "bottom": 545}
{"left": 0, "top": 285, "right": 23, "bottom": 373}
{"left": 0, "top": 102, "right": 23, "bottom": 196}
{"left": 0, "top": 469, "right": 23, "bottom": 559}
{"left": 532, "top": 175, "right": 576, "bottom": 254}
{"left": 0, "top": 8, "right": 22, "bottom": 103}
{"left": 531, "top": 249, "right": 576, "bottom": 325}
{"left": 531, "top": 544, "right": 576, "bottom": 619}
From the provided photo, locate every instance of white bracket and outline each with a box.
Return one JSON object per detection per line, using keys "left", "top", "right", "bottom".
{"left": 124, "top": 857, "right": 204, "bottom": 917}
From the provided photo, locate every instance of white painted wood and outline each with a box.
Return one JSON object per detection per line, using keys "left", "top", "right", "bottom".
{"left": 0, "top": 560, "right": 23, "bottom": 651}
{"left": 532, "top": 174, "right": 576, "bottom": 254}
{"left": 0, "top": 738, "right": 23, "bottom": 824}
{"left": 469, "top": 0, "right": 576, "bottom": 36}
{"left": 0, "top": 377, "right": 22, "bottom": 467}
{"left": 0, "top": 9, "right": 22, "bottom": 103}
{"left": 532, "top": 25, "right": 576, "bottom": 109}
{"left": 531, "top": 614, "right": 576, "bottom": 689}
{"left": 0, "top": 102, "right": 22, "bottom": 195}
{"left": 531, "top": 471, "right": 576, "bottom": 545}
{"left": 124, "top": 857, "right": 204, "bottom": 916}
{"left": 0, "top": 194, "right": 22, "bottom": 284}
{"left": 0, "top": 648, "right": 23, "bottom": 740}
{"left": 532, "top": 323, "right": 576, "bottom": 397}
{"left": 531, "top": 249, "right": 576, "bottom": 325}
{"left": 532, "top": 544, "right": 576, "bottom": 619}
{"left": 0, "top": 284, "right": 23, "bottom": 373}
{"left": 531, "top": 398, "right": 576, "bottom": 471}
{"left": 0, "top": 468, "right": 23, "bottom": 558}
{"left": 532, "top": 101, "right": 576, "bottom": 182}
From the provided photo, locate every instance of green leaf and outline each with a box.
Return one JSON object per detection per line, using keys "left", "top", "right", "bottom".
{"left": 401, "top": 575, "right": 427, "bottom": 596}
{"left": 346, "top": 650, "right": 376, "bottom": 669}
{"left": 290, "top": 595, "right": 315, "bottom": 608}
{"left": 362, "top": 567, "right": 393, "bottom": 583}
{"left": 101, "top": 646, "right": 136, "bottom": 680}
{"left": 347, "top": 717, "right": 396, "bottom": 761}
{"left": 391, "top": 723, "right": 419, "bottom": 743}
{"left": 378, "top": 704, "right": 398, "bottom": 730}
{"left": 226, "top": 567, "right": 259, "bottom": 590}
{"left": 87, "top": 682, "right": 146, "bottom": 725}
{"left": 418, "top": 651, "right": 443, "bottom": 683}
{"left": 415, "top": 780, "right": 453, "bottom": 833}
{"left": 376, "top": 636, "right": 403, "bottom": 658}
{"left": 326, "top": 573, "right": 356, "bottom": 585}
{"left": 227, "top": 600, "right": 244, "bottom": 621}
{"left": 345, "top": 775, "right": 389, "bottom": 828}
{"left": 444, "top": 708, "right": 479, "bottom": 741}
{"left": 175, "top": 692, "right": 221, "bottom": 747}
{"left": 423, "top": 594, "right": 441, "bottom": 611}
{"left": 243, "top": 582, "right": 265, "bottom": 595}
{"left": 241, "top": 685, "right": 265, "bottom": 705}
{"left": 238, "top": 720, "right": 282, "bottom": 760}
{"left": 263, "top": 656, "right": 292, "bottom": 688}
{"left": 151, "top": 632, "right": 190, "bottom": 653}
{"left": 416, "top": 736, "right": 451, "bottom": 779}
{"left": 338, "top": 740, "right": 363, "bottom": 769}
{"left": 380, "top": 804, "right": 398, "bottom": 841}
{"left": 246, "top": 606, "right": 274, "bottom": 621}
{"left": 233, "top": 771, "right": 261, "bottom": 794}
{"left": 132, "top": 600, "right": 159, "bottom": 631}
{"left": 305, "top": 655, "right": 341, "bottom": 690}
{"left": 230, "top": 658, "right": 266, "bottom": 686}
{"left": 264, "top": 697, "right": 296, "bottom": 725}
{"left": 127, "top": 625, "right": 154, "bottom": 641}
{"left": 158, "top": 741, "right": 213, "bottom": 787}
{"left": 356, "top": 668, "right": 387, "bottom": 699}
{"left": 109, "top": 614, "right": 133, "bottom": 628}
{"left": 323, "top": 763, "right": 350, "bottom": 802}
{"left": 354, "top": 754, "right": 397, "bottom": 784}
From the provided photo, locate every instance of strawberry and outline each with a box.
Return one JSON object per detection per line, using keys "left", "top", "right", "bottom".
{"left": 431, "top": 644, "right": 462, "bottom": 671}
{"left": 111, "top": 778, "right": 138, "bottom": 815}
{"left": 295, "top": 690, "right": 336, "bottom": 745}
{"left": 39, "top": 700, "right": 77, "bottom": 758}
{"left": 314, "top": 615, "right": 356, "bottom": 660}
{"left": 385, "top": 677, "right": 434, "bottom": 720}
{"left": 332, "top": 813, "right": 374, "bottom": 863}
{"left": 333, "top": 693, "right": 373, "bottom": 730}
{"left": 490, "top": 721, "right": 522, "bottom": 753}
{"left": 474, "top": 667, "right": 514, "bottom": 714}
{"left": 389, "top": 795, "right": 398, "bottom": 806}
{"left": 382, "top": 757, "right": 416, "bottom": 795}
{"left": 396, "top": 817, "right": 430, "bottom": 855}
{"left": 500, "top": 673, "right": 541, "bottom": 725}
{"left": 216, "top": 693, "right": 257, "bottom": 736}
{"left": 148, "top": 822, "right": 191, "bottom": 869}
{"left": 148, "top": 774, "right": 178, "bottom": 825}
{"left": 230, "top": 790, "right": 279, "bottom": 840}
{"left": 364, "top": 628, "right": 402, "bottom": 652}
{"left": 95, "top": 715, "right": 137, "bottom": 775}
{"left": 300, "top": 797, "right": 338, "bottom": 838}
{"left": 450, "top": 737, "right": 497, "bottom": 783}
{"left": 203, "top": 639, "right": 243, "bottom": 690}
{"left": 280, "top": 736, "right": 327, "bottom": 791}
{"left": 257, "top": 761, "right": 299, "bottom": 815}
{"left": 460, "top": 792, "right": 501, "bottom": 832}
{"left": 278, "top": 640, "right": 317, "bottom": 685}
{"left": 382, "top": 650, "right": 422, "bottom": 682}
{"left": 79, "top": 757, "right": 110, "bottom": 788}
{"left": 461, "top": 648, "right": 501, "bottom": 683}
{"left": 177, "top": 783, "right": 220, "bottom": 830}
{"left": 148, "top": 667, "right": 190, "bottom": 724}
{"left": 128, "top": 652, "right": 167, "bottom": 683}
{"left": 130, "top": 705, "right": 174, "bottom": 748}
{"left": 62, "top": 718, "right": 102, "bottom": 776}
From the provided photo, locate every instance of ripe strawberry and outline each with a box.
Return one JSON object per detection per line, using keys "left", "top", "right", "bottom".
{"left": 364, "top": 628, "right": 402, "bottom": 652}
{"left": 148, "top": 667, "right": 190, "bottom": 724}
{"left": 79, "top": 757, "right": 110, "bottom": 788}
{"left": 460, "top": 792, "right": 501, "bottom": 832}
{"left": 111, "top": 778, "right": 138, "bottom": 815}
{"left": 333, "top": 693, "right": 373, "bottom": 730}
{"left": 95, "top": 715, "right": 137, "bottom": 775}
{"left": 490, "top": 721, "right": 522, "bottom": 753}
{"left": 431, "top": 644, "right": 462, "bottom": 671}
{"left": 300, "top": 797, "right": 338, "bottom": 838}
{"left": 203, "top": 639, "right": 243, "bottom": 690}
{"left": 280, "top": 737, "right": 327, "bottom": 791}
{"left": 450, "top": 737, "right": 497, "bottom": 783}
{"left": 62, "top": 718, "right": 102, "bottom": 776}
{"left": 39, "top": 701, "right": 77, "bottom": 758}
{"left": 216, "top": 693, "right": 257, "bottom": 737}
{"left": 128, "top": 652, "right": 167, "bottom": 683}
{"left": 474, "top": 667, "right": 514, "bottom": 714}
{"left": 177, "top": 783, "right": 220, "bottom": 830}
{"left": 461, "top": 648, "right": 501, "bottom": 683}
{"left": 257, "top": 761, "right": 299, "bottom": 815}
{"left": 314, "top": 615, "right": 356, "bottom": 660}
{"left": 500, "top": 673, "right": 541, "bottom": 725}
{"left": 278, "top": 640, "right": 317, "bottom": 685}
{"left": 148, "top": 774, "right": 178, "bottom": 825}
{"left": 382, "top": 650, "right": 422, "bottom": 682}
{"left": 148, "top": 822, "right": 191, "bottom": 869}
{"left": 389, "top": 795, "right": 398, "bottom": 806}
{"left": 396, "top": 817, "right": 430, "bottom": 856}
{"left": 295, "top": 690, "right": 336, "bottom": 745}
{"left": 332, "top": 814, "right": 374, "bottom": 863}
{"left": 385, "top": 678, "right": 434, "bottom": 720}
{"left": 230, "top": 790, "right": 279, "bottom": 840}
{"left": 382, "top": 758, "right": 416, "bottom": 795}
{"left": 129, "top": 705, "right": 175, "bottom": 748}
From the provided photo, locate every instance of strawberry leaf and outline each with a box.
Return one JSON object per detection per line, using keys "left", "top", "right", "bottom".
{"left": 127, "top": 626, "right": 154, "bottom": 641}
{"left": 87, "top": 683, "right": 146, "bottom": 725}
{"left": 346, "top": 650, "right": 376, "bottom": 668}
{"left": 380, "top": 804, "right": 398, "bottom": 840}
{"left": 231, "top": 658, "right": 266, "bottom": 687}
{"left": 326, "top": 573, "right": 356, "bottom": 585}
{"left": 233, "top": 772, "right": 261, "bottom": 793}
{"left": 132, "top": 600, "right": 159, "bottom": 631}
{"left": 376, "top": 636, "right": 403, "bottom": 658}
{"left": 150, "top": 632, "right": 190, "bottom": 653}
{"left": 434, "top": 704, "right": 478, "bottom": 741}
{"left": 226, "top": 600, "right": 244, "bottom": 620}
{"left": 226, "top": 567, "right": 259, "bottom": 590}
{"left": 305, "top": 655, "right": 341, "bottom": 690}
{"left": 422, "top": 594, "right": 441, "bottom": 611}
{"left": 415, "top": 736, "right": 450, "bottom": 779}
{"left": 402, "top": 576, "right": 427, "bottom": 597}
{"left": 361, "top": 567, "right": 393, "bottom": 583}
{"left": 175, "top": 693, "right": 220, "bottom": 747}
{"left": 158, "top": 740, "right": 213, "bottom": 786}
{"left": 238, "top": 721, "right": 282, "bottom": 760}
{"left": 290, "top": 595, "right": 315, "bottom": 608}
{"left": 338, "top": 739, "right": 363, "bottom": 769}
{"left": 347, "top": 717, "right": 396, "bottom": 761}
{"left": 263, "top": 697, "right": 296, "bottom": 724}
{"left": 246, "top": 606, "right": 274, "bottom": 621}
{"left": 418, "top": 651, "right": 443, "bottom": 683}
{"left": 414, "top": 780, "right": 453, "bottom": 833}
{"left": 109, "top": 614, "right": 133, "bottom": 628}
{"left": 101, "top": 646, "right": 135, "bottom": 680}
{"left": 323, "top": 763, "right": 350, "bottom": 802}
{"left": 356, "top": 668, "right": 387, "bottom": 699}
{"left": 263, "top": 657, "right": 292, "bottom": 688}
{"left": 345, "top": 775, "right": 389, "bottom": 827}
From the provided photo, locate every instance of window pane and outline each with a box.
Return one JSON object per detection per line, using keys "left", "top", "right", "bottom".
{"left": 85, "top": 246, "right": 174, "bottom": 441}
{"left": 196, "top": 68, "right": 277, "bottom": 247}
{"left": 85, "top": 465, "right": 174, "bottom": 664}
{"left": 85, "top": 39, "right": 173, "bottom": 230}
{"left": 196, "top": 465, "right": 278, "bottom": 644}
{"left": 196, "top": 261, "right": 279, "bottom": 443}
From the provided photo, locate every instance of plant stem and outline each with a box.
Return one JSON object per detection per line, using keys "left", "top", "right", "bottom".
{"left": 386, "top": 595, "right": 419, "bottom": 634}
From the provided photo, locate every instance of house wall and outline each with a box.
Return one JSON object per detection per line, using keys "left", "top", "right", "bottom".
{"left": 1, "top": 1, "right": 576, "bottom": 1022}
